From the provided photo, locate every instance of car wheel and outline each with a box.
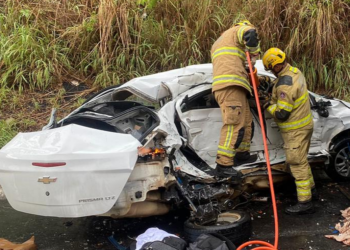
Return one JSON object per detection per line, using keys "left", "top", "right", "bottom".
{"left": 183, "top": 210, "right": 251, "bottom": 246}
{"left": 327, "top": 137, "right": 350, "bottom": 181}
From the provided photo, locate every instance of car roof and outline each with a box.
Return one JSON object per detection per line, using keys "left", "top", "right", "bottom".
{"left": 92, "top": 60, "right": 275, "bottom": 103}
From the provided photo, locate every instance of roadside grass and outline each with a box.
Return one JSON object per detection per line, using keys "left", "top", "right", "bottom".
{"left": 0, "top": 5, "right": 71, "bottom": 91}
{"left": 0, "top": 82, "right": 96, "bottom": 145}
{"left": 0, "top": 85, "right": 90, "bottom": 143}
{"left": 0, "top": 0, "right": 348, "bottom": 93}
{"left": 0, "top": 120, "right": 18, "bottom": 149}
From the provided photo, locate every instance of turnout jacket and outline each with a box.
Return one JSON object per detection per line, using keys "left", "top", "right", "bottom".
{"left": 267, "top": 63, "right": 313, "bottom": 132}
{"left": 211, "top": 24, "right": 260, "bottom": 94}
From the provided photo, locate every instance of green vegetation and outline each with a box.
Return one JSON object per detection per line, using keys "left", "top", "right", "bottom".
{"left": 0, "top": 120, "right": 18, "bottom": 148}
{"left": 0, "top": 0, "right": 350, "bottom": 142}
{"left": 0, "top": 0, "right": 348, "bottom": 92}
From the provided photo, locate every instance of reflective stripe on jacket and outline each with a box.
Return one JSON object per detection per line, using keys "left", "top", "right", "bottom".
{"left": 267, "top": 63, "right": 313, "bottom": 132}
{"left": 211, "top": 24, "right": 260, "bottom": 94}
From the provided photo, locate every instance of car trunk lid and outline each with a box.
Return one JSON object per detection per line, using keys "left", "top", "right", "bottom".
{"left": 0, "top": 124, "right": 141, "bottom": 217}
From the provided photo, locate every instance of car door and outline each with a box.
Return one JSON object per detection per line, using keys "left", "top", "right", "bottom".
{"left": 263, "top": 92, "right": 323, "bottom": 156}
{"left": 247, "top": 98, "right": 285, "bottom": 163}
{"left": 176, "top": 85, "right": 279, "bottom": 166}
{"left": 175, "top": 85, "right": 222, "bottom": 166}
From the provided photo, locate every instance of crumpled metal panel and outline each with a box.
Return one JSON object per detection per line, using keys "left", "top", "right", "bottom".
{"left": 317, "top": 96, "right": 350, "bottom": 149}
{"left": 155, "top": 100, "right": 183, "bottom": 149}
{"left": 91, "top": 64, "right": 213, "bottom": 103}
{"left": 104, "top": 159, "right": 175, "bottom": 217}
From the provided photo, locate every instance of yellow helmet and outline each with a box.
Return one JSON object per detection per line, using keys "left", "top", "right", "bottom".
{"left": 262, "top": 48, "right": 286, "bottom": 70}
{"left": 235, "top": 20, "right": 251, "bottom": 26}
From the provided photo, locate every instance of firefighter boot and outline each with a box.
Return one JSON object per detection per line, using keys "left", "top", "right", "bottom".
{"left": 234, "top": 152, "right": 258, "bottom": 166}
{"left": 285, "top": 201, "right": 315, "bottom": 215}
{"left": 215, "top": 164, "right": 242, "bottom": 182}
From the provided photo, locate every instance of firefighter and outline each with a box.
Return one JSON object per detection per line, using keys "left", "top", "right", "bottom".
{"left": 262, "top": 47, "right": 317, "bottom": 215}
{"left": 211, "top": 20, "right": 260, "bottom": 178}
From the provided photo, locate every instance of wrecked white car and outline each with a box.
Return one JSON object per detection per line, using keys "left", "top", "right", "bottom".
{"left": 1, "top": 60, "right": 350, "bottom": 226}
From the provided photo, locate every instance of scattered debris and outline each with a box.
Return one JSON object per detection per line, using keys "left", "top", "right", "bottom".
{"left": 108, "top": 235, "right": 127, "bottom": 250}
{"left": 63, "top": 221, "right": 73, "bottom": 227}
{"left": 0, "top": 236, "right": 36, "bottom": 250}
{"left": 325, "top": 207, "right": 350, "bottom": 245}
{"left": 251, "top": 196, "right": 269, "bottom": 202}
{"left": 136, "top": 228, "right": 179, "bottom": 250}
{"left": 327, "top": 183, "right": 338, "bottom": 187}
{"left": 325, "top": 203, "right": 342, "bottom": 215}
{"left": 71, "top": 80, "right": 80, "bottom": 86}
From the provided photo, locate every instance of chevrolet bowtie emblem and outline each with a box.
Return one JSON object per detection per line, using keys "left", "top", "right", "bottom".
{"left": 38, "top": 176, "right": 57, "bottom": 184}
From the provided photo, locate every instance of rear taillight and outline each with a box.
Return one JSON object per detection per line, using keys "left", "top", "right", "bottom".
{"left": 32, "top": 162, "right": 66, "bottom": 167}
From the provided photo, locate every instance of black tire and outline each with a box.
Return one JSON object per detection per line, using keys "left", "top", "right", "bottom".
{"left": 327, "top": 137, "right": 350, "bottom": 181}
{"left": 183, "top": 210, "right": 251, "bottom": 246}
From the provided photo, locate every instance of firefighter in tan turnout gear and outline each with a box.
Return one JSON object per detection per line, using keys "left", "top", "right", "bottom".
{"left": 211, "top": 20, "right": 260, "bottom": 178}
{"left": 262, "top": 48, "right": 317, "bottom": 215}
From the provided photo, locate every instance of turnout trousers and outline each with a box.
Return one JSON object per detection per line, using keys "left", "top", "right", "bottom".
{"left": 281, "top": 127, "right": 315, "bottom": 203}
{"left": 214, "top": 86, "right": 252, "bottom": 166}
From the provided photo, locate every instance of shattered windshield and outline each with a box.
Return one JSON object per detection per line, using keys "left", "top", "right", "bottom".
{"left": 112, "top": 89, "right": 161, "bottom": 110}
{"left": 125, "top": 94, "right": 160, "bottom": 110}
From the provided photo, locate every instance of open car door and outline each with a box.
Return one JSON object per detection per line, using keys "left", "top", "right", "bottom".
{"left": 175, "top": 85, "right": 289, "bottom": 167}
{"left": 175, "top": 85, "right": 222, "bottom": 166}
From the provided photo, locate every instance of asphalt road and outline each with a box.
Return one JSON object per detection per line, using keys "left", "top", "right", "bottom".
{"left": 0, "top": 170, "right": 349, "bottom": 250}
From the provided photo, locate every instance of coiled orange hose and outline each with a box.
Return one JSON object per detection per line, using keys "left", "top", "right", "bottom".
{"left": 237, "top": 52, "right": 279, "bottom": 250}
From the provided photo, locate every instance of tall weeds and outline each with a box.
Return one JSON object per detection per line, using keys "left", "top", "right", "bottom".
{"left": 0, "top": 0, "right": 349, "bottom": 96}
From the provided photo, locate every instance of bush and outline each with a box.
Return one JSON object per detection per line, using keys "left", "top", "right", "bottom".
{"left": 0, "top": 0, "right": 349, "bottom": 96}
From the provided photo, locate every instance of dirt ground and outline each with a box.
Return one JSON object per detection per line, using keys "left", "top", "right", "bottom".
{"left": 0, "top": 170, "right": 349, "bottom": 250}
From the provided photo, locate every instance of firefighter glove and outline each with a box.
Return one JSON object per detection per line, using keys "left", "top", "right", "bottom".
{"left": 261, "top": 98, "right": 271, "bottom": 110}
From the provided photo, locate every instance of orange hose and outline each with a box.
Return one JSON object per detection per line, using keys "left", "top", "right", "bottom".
{"left": 236, "top": 52, "right": 279, "bottom": 250}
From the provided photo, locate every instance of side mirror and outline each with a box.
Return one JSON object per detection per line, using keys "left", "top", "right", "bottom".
{"left": 180, "top": 95, "right": 189, "bottom": 111}
{"left": 314, "top": 100, "right": 331, "bottom": 118}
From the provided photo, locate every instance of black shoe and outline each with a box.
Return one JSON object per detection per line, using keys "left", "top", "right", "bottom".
{"left": 285, "top": 201, "right": 315, "bottom": 215}
{"left": 235, "top": 151, "right": 251, "bottom": 160}
{"left": 215, "top": 164, "right": 241, "bottom": 179}
{"left": 234, "top": 152, "right": 258, "bottom": 166}
{"left": 312, "top": 188, "right": 319, "bottom": 201}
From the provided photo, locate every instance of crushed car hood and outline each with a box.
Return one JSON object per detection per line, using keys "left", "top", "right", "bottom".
{"left": 0, "top": 124, "right": 141, "bottom": 217}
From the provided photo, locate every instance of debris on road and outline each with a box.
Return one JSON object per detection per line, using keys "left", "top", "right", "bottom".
{"left": 251, "top": 196, "right": 268, "bottom": 202}
{"left": 0, "top": 236, "right": 36, "bottom": 250}
{"left": 63, "top": 221, "right": 73, "bottom": 227}
{"left": 135, "top": 228, "right": 179, "bottom": 250}
{"left": 108, "top": 235, "right": 127, "bottom": 250}
{"left": 325, "top": 207, "right": 350, "bottom": 245}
